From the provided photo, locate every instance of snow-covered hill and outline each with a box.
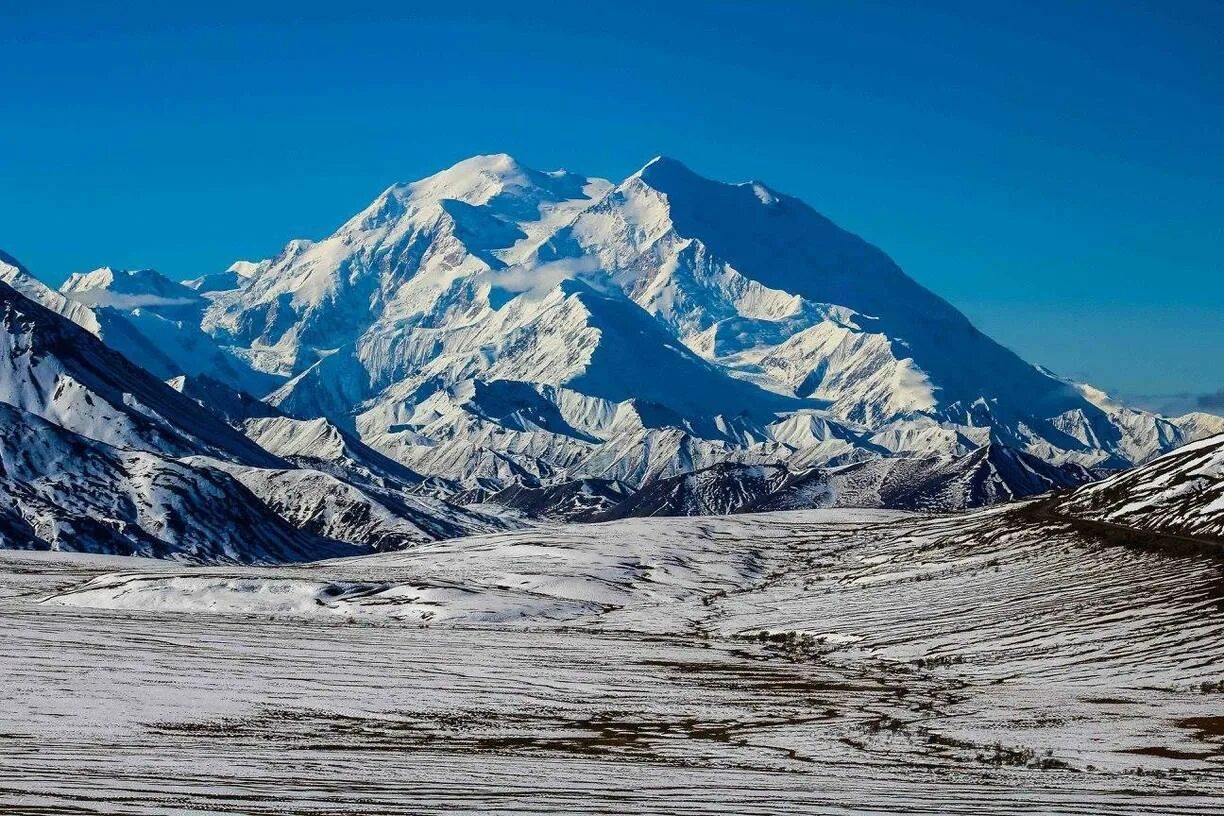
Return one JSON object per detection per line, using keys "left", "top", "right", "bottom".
{"left": 764, "top": 444, "right": 1093, "bottom": 512}
{"left": 457, "top": 478, "right": 631, "bottom": 521}
{"left": 0, "top": 401, "right": 353, "bottom": 562}
{"left": 597, "top": 463, "right": 792, "bottom": 519}
{"left": 1051, "top": 432, "right": 1224, "bottom": 540}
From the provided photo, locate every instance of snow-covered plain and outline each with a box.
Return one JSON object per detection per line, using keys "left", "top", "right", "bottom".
{"left": 4, "top": 506, "right": 1222, "bottom": 814}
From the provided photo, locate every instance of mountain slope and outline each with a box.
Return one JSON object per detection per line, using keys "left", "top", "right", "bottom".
{"left": 1, "top": 252, "right": 273, "bottom": 395}
{"left": 0, "top": 278, "right": 282, "bottom": 466}
{"left": 1050, "top": 432, "right": 1224, "bottom": 541}
{"left": 596, "top": 463, "right": 790, "bottom": 519}
{"left": 0, "top": 263, "right": 509, "bottom": 560}
{"left": 472, "top": 478, "right": 633, "bottom": 521}
{"left": 546, "top": 156, "right": 1214, "bottom": 468}
{"left": 58, "top": 266, "right": 277, "bottom": 394}
{"left": 593, "top": 444, "right": 1093, "bottom": 520}
{"left": 0, "top": 401, "right": 354, "bottom": 563}
{"left": 758, "top": 444, "right": 1094, "bottom": 512}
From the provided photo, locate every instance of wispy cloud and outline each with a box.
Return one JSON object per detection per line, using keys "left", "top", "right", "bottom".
{"left": 481, "top": 257, "right": 610, "bottom": 302}
{"left": 1197, "top": 389, "right": 1224, "bottom": 411}
{"left": 65, "top": 291, "right": 198, "bottom": 310}
{"left": 1118, "top": 389, "right": 1224, "bottom": 418}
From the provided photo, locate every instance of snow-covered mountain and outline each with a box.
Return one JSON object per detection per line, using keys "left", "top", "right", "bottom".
{"left": 1050, "top": 432, "right": 1224, "bottom": 541}
{"left": 463, "top": 478, "right": 633, "bottom": 521}
{"left": 0, "top": 271, "right": 505, "bottom": 560}
{"left": 764, "top": 444, "right": 1093, "bottom": 512}
{"left": 0, "top": 251, "right": 274, "bottom": 395}
{"left": 546, "top": 156, "right": 1220, "bottom": 467}
{"left": 596, "top": 463, "right": 792, "bottom": 519}
{"left": 597, "top": 444, "right": 1092, "bottom": 520}
{"left": 183, "top": 154, "right": 1218, "bottom": 495}
{"left": 184, "top": 259, "right": 268, "bottom": 295}
{"left": 0, "top": 276, "right": 281, "bottom": 465}
{"left": 0, "top": 400, "right": 354, "bottom": 562}
{"left": 2, "top": 153, "right": 1216, "bottom": 552}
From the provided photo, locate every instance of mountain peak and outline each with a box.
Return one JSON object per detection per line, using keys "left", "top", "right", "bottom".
{"left": 635, "top": 154, "right": 700, "bottom": 185}
{"left": 633, "top": 156, "right": 782, "bottom": 210}
{"left": 0, "top": 249, "right": 31, "bottom": 276}
{"left": 61, "top": 266, "right": 199, "bottom": 307}
{"left": 464, "top": 151, "right": 522, "bottom": 170}
{"left": 227, "top": 259, "right": 269, "bottom": 279}
{"left": 424, "top": 152, "right": 527, "bottom": 183}
{"left": 366, "top": 153, "right": 601, "bottom": 220}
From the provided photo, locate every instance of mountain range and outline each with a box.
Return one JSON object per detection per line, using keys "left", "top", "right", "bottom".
{"left": 1, "top": 153, "right": 1220, "bottom": 557}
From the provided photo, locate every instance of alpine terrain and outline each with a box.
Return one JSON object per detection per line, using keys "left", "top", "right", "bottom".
{"left": 188, "top": 154, "right": 1220, "bottom": 514}
{"left": 4, "top": 154, "right": 1221, "bottom": 531}
{"left": 3, "top": 154, "right": 1223, "bottom": 816}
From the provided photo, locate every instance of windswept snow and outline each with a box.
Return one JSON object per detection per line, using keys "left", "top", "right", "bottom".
{"left": 5, "top": 505, "right": 1224, "bottom": 813}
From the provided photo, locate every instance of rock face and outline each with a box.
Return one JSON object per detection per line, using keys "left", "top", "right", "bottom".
{"left": 1050, "top": 432, "right": 1224, "bottom": 541}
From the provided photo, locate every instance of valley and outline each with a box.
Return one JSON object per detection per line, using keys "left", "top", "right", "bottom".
{"left": 3, "top": 502, "right": 1222, "bottom": 814}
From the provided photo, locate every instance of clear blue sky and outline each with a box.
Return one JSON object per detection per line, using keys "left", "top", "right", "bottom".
{"left": 2, "top": 0, "right": 1221, "bottom": 405}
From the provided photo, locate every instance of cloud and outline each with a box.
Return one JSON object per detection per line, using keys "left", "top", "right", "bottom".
{"left": 1196, "top": 389, "right": 1224, "bottom": 411}
{"left": 482, "top": 257, "right": 610, "bottom": 303}
{"left": 1114, "top": 390, "right": 1224, "bottom": 418}
{"left": 65, "top": 291, "right": 198, "bottom": 310}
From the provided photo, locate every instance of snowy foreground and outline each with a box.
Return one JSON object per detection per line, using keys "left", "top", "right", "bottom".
{"left": 3, "top": 507, "right": 1223, "bottom": 814}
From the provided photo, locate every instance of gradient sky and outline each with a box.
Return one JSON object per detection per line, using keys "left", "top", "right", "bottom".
{"left": 2, "top": 1, "right": 1221, "bottom": 405}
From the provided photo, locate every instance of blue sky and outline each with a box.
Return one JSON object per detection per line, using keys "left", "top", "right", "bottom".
{"left": 1, "top": 1, "right": 1220, "bottom": 404}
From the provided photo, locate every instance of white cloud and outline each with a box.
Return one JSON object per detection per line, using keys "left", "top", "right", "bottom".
{"left": 481, "top": 257, "right": 610, "bottom": 302}
{"left": 64, "top": 291, "right": 198, "bottom": 310}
